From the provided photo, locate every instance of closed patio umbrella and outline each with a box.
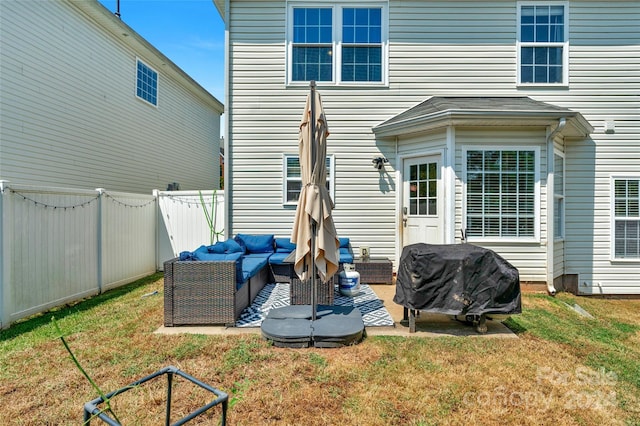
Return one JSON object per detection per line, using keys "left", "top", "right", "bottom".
{"left": 291, "top": 82, "right": 340, "bottom": 319}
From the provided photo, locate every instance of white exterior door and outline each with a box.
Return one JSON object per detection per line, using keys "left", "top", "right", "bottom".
{"left": 402, "top": 155, "right": 444, "bottom": 246}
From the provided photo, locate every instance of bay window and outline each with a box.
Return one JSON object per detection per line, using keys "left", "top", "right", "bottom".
{"left": 465, "top": 148, "right": 539, "bottom": 240}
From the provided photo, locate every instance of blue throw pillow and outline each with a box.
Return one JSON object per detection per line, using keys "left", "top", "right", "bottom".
{"left": 207, "top": 242, "right": 226, "bottom": 254}
{"left": 235, "top": 234, "right": 275, "bottom": 254}
{"left": 233, "top": 235, "right": 247, "bottom": 253}
{"left": 179, "top": 251, "right": 195, "bottom": 261}
{"left": 339, "top": 237, "right": 350, "bottom": 248}
{"left": 223, "top": 238, "right": 245, "bottom": 254}
{"left": 192, "top": 245, "right": 209, "bottom": 258}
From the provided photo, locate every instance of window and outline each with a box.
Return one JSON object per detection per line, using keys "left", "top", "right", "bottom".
{"left": 341, "top": 8, "right": 382, "bottom": 82}
{"left": 465, "top": 148, "right": 538, "bottom": 240}
{"left": 518, "top": 3, "right": 568, "bottom": 85}
{"left": 284, "top": 154, "right": 335, "bottom": 204}
{"left": 136, "top": 59, "right": 158, "bottom": 106}
{"left": 408, "top": 161, "right": 438, "bottom": 216}
{"left": 292, "top": 8, "right": 333, "bottom": 82}
{"left": 613, "top": 178, "right": 640, "bottom": 259}
{"left": 554, "top": 152, "right": 565, "bottom": 239}
{"left": 289, "top": 3, "right": 386, "bottom": 84}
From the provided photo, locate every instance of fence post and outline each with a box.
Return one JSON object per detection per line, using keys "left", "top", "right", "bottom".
{"left": 153, "top": 189, "right": 160, "bottom": 271}
{"left": 96, "top": 188, "right": 105, "bottom": 294}
{"left": 0, "top": 181, "right": 11, "bottom": 328}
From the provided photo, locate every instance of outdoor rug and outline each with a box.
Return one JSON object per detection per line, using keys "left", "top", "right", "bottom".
{"left": 236, "top": 283, "right": 395, "bottom": 328}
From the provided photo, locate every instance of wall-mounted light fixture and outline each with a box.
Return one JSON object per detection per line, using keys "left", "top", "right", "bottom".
{"left": 372, "top": 156, "right": 388, "bottom": 170}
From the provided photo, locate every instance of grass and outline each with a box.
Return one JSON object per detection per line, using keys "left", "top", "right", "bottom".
{"left": 1, "top": 274, "right": 639, "bottom": 425}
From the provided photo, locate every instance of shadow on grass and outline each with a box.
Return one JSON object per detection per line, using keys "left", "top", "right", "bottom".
{"left": 0, "top": 272, "right": 163, "bottom": 341}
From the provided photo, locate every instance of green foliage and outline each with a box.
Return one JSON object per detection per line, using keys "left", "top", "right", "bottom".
{"left": 506, "top": 294, "right": 640, "bottom": 396}
{"left": 199, "top": 190, "right": 224, "bottom": 244}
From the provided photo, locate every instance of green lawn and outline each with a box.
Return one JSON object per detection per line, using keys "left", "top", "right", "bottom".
{"left": 1, "top": 273, "right": 638, "bottom": 425}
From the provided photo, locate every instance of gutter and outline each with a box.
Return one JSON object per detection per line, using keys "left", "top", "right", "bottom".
{"left": 545, "top": 118, "right": 566, "bottom": 296}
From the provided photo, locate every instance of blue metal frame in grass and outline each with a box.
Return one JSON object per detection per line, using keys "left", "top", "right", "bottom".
{"left": 83, "top": 365, "right": 228, "bottom": 425}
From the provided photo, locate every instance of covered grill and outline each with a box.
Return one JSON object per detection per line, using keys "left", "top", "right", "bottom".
{"left": 394, "top": 243, "right": 521, "bottom": 332}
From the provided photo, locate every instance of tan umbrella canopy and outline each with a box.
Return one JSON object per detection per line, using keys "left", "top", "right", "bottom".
{"left": 292, "top": 83, "right": 340, "bottom": 288}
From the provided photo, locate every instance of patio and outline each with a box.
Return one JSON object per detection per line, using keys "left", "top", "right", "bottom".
{"left": 156, "top": 282, "right": 517, "bottom": 339}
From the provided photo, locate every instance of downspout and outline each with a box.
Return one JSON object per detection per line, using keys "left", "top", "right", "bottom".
{"left": 395, "top": 136, "right": 400, "bottom": 266}
{"left": 546, "top": 118, "right": 566, "bottom": 296}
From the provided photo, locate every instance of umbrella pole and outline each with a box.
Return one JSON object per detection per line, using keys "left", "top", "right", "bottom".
{"left": 310, "top": 80, "right": 317, "bottom": 322}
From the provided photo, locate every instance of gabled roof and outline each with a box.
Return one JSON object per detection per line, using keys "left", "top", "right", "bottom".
{"left": 213, "top": 0, "right": 225, "bottom": 20}
{"left": 373, "top": 96, "right": 593, "bottom": 139}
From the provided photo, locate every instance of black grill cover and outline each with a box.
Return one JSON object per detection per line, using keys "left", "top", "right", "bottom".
{"left": 394, "top": 243, "right": 521, "bottom": 316}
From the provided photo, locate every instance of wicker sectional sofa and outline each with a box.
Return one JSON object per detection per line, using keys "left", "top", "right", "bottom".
{"left": 163, "top": 235, "right": 356, "bottom": 327}
{"left": 164, "top": 234, "right": 273, "bottom": 326}
{"left": 163, "top": 257, "right": 269, "bottom": 326}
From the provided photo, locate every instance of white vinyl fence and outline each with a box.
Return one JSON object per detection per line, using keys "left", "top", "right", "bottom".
{"left": 157, "top": 190, "right": 225, "bottom": 259}
{"left": 0, "top": 182, "right": 225, "bottom": 329}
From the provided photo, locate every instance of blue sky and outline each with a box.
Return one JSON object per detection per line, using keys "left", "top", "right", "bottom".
{"left": 98, "top": 0, "right": 225, "bottom": 102}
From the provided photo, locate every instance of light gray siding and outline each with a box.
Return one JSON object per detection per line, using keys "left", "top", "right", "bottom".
{"left": 0, "top": 0, "right": 223, "bottom": 193}
{"left": 227, "top": 1, "right": 397, "bottom": 256}
{"left": 225, "top": 0, "right": 639, "bottom": 292}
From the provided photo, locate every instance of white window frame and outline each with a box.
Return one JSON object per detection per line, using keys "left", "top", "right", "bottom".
{"left": 462, "top": 146, "right": 541, "bottom": 243}
{"left": 516, "top": 1, "right": 569, "bottom": 87}
{"left": 135, "top": 58, "right": 159, "bottom": 107}
{"left": 283, "top": 154, "right": 335, "bottom": 206}
{"left": 553, "top": 150, "right": 565, "bottom": 241}
{"left": 286, "top": 2, "right": 389, "bottom": 87}
{"left": 611, "top": 176, "right": 640, "bottom": 261}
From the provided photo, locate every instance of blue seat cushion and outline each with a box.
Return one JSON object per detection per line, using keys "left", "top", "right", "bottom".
{"left": 241, "top": 254, "right": 269, "bottom": 284}
{"left": 191, "top": 251, "right": 244, "bottom": 285}
{"left": 243, "top": 252, "right": 271, "bottom": 261}
{"left": 269, "top": 252, "right": 293, "bottom": 265}
{"left": 275, "top": 238, "right": 296, "bottom": 253}
{"left": 235, "top": 234, "right": 275, "bottom": 254}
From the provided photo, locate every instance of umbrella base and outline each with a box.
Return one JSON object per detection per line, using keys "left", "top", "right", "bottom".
{"left": 261, "top": 305, "right": 364, "bottom": 348}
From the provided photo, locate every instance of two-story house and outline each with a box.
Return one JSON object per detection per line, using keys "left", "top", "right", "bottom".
{"left": 214, "top": 0, "right": 639, "bottom": 295}
{"left": 1, "top": 0, "right": 224, "bottom": 193}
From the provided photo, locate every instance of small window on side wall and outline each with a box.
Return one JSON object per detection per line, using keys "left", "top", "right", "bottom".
{"left": 136, "top": 59, "right": 158, "bottom": 106}
{"left": 613, "top": 178, "right": 640, "bottom": 260}
{"left": 283, "top": 154, "right": 334, "bottom": 205}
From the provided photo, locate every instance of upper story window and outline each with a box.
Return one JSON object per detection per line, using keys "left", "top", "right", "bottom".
{"left": 284, "top": 154, "right": 335, "bottom": 205}
{"left": 517, "top": 2, "right": 568, "bottom": 86}
{"left": 136, "top": 59, "right": 158, "bottom": 106}
{"left": 289, "top": 3, "right": 387, "bottom": 85}
{"left": 613, "top": 178, "right": 640, "bottom": 260}
{"left": 464, "top": 148, "right": 539, "bottom": 241}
